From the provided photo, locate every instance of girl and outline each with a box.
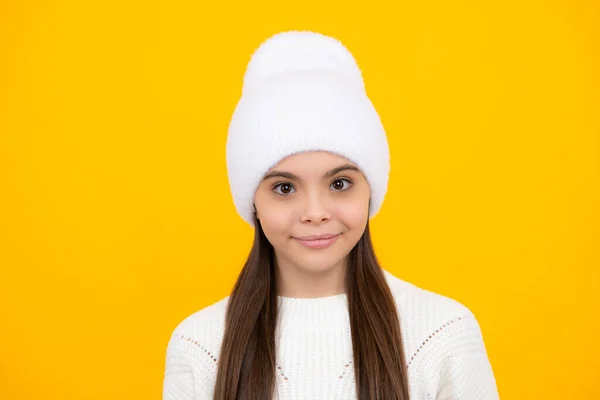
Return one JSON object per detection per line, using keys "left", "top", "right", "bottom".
{"left": 163, "top": 30, "right": 499, "bottom": 400}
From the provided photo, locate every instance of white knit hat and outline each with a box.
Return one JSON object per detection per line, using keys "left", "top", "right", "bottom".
{"left": 226, "top": 30, "right": 390, "bottom": 226}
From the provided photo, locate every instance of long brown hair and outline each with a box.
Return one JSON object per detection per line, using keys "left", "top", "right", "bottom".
{"left": 214, "top": 215, "right": 410, "bottom": 399}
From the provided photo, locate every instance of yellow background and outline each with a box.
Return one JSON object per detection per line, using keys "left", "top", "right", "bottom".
{"left": 1, "top": 0, "right": 599, "bottom": 398}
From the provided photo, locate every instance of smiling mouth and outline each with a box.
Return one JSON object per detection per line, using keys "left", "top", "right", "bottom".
{"left": 293, "top": 233, "right": 341, "bottom": 249}
{"left": 294, "top": 233, "right": 340, "bottom": 240}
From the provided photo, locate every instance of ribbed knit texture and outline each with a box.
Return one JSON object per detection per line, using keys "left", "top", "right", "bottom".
{"left": 162, "top": 269, "right": 499, "bottom": 399}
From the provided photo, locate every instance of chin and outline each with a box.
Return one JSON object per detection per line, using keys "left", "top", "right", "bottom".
{"left": 293, "top": 254, "right": 345, "bottom": 273}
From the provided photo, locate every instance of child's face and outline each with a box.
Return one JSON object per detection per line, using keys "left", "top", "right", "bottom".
{"left": 253, "top": 151, "right": 371, "bottom": 276}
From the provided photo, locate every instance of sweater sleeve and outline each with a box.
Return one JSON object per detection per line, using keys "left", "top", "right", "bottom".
{"left": 433, "top": 312, "right": 500, "bottom": 400}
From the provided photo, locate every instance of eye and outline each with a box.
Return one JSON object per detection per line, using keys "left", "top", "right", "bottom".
{"left": 330, "top": 177, "right": 353, "bottom": 191}
{"left": 272, "top": 182, "right": 296, "bottom": 195}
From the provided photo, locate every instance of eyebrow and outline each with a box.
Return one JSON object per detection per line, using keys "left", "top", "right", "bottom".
{"left": 262, "top": 164, "right": 360, "bottom": 181}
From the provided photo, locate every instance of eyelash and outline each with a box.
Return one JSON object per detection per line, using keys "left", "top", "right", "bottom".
{"left": 272, "top": 177, "right": 354, "bottom": 196}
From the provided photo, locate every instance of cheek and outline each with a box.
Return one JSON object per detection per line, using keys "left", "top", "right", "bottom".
{"left": 258, "top": 206, "right": 294, "bottom": 241}
{"left": 333, "top": 200, "right": 369, "bottom": 229}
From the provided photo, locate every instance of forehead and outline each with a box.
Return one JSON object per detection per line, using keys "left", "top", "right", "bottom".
{"left": 271, "top": 151, "right": 357, "bottom": 171}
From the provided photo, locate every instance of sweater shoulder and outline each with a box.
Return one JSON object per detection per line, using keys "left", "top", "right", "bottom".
{"left": 165, "top": 295, "right": 230, "bottom": 364}
{"left": 173, "top": 296, "right": 230, "bottom": 335}
{"left": 381, "top": 269, "right": 480, "bottom": 357}
{"left": 382, "top": 268, "right": 475, "bottom": 320}
{"left": 163, "top": 297, "right": 229, "bottom": 399}
{"left": 382, "top": 269, "right": 499, "bottom": 397}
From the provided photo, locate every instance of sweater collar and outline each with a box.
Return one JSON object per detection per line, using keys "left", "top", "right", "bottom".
{"left": 276, "top": 292, "right": 349, "bottom": 333}
{"left": 273, "top": 269, "right": 408, "bottom": 333}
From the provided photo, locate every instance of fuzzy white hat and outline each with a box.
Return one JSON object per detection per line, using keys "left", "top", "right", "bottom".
{"left": 226, "top": 30, "right": 390, "bottom": 226}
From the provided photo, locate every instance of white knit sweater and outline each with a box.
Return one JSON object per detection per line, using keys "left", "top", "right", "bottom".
{"left": 162, "top": 269, "right": 499, "bottom": 399}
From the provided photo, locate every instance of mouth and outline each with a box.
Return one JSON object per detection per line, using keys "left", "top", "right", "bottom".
{"left": 293, "top": 233, "right": 341, "bottom": 249}
{"left": 294, "top": 233, "right": 340, "bottom": 240}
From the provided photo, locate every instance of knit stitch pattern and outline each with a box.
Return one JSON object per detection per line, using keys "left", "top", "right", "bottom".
{"left": 162, "top": 269, "right": 499, "bottom": 399}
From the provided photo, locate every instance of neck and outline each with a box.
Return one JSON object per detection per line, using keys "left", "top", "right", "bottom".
{"left": 274, "top": 256, "right": 348, "bottom": 298}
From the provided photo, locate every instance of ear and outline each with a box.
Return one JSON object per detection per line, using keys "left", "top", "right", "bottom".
{"left": 253, "top": 204, "right": 259, "bottom": 220}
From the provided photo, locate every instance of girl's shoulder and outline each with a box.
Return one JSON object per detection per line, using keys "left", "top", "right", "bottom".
{"left": 382, "top": 268, "right": 482, "bottom": 351}
{"left": 163, "top": 297, "right": 230, "bottom": 397}
{"left": 382, "top": 268, "right": 499, "bottom": 398}
{"left": 383, "top": 268, "right": 476, "bottom": 320}
{"left": 173, "top": 296, "right": 230, "bottom": 333}
{"left": 164, "top": 296, "right": 230, "bottom": 374}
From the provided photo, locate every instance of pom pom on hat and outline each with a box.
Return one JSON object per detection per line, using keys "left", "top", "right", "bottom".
{"left": 226, "top": 30, "right": 390, "bottom": 226}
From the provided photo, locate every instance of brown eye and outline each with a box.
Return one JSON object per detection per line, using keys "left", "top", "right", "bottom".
{"left": 280, "top": 184, "right": 292, "bottom": 193}
{"left": 273, "top": 182, "right": 296, "bottom": 196}
{"left": 331, "top": 178, "right": 352, "bottom": 191}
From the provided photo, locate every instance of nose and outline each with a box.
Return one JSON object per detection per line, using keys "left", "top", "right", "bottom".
{"left": 300, "top": 193, "right": 331, "bottom": 224}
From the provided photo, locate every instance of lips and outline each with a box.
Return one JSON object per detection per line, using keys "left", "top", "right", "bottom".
{"left": 294, "top": 233, "right": 340, "bottom": 241}
{"left": 293, "top": 233, "right": 341, "bottom": 249}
